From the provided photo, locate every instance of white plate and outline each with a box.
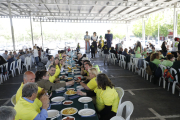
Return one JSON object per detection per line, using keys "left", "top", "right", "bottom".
{"left": 65, "top": 90, "right": 77, "bottom": 96}
{"left": 61, "top": 107, "right": 78, "bottom": 116}
{"left": 73, "top": 69, "right": 80, "bottom": 71}
{"left": 74, "top": 75, "right": 83, "bottom": 78}
{"left": 51, "top": 96, "right": 65, "bottom": 102}
{"left": 67, "top": 88, "right": 75, "bottom": 90}
{"left": 61, "top": 72, "right": 66, "bottom": 75}
{"left": 63, "top": 100, "right": 73, "bottom": 105}
{"left": 59, "top": 76, "right": 67, "bottom": 78}
{"left": 76, "top": 86, "right": 84, "bottom": 89}
{"left": 55, "top": 87, "right": 65, "bottom": 91}
{"left": 62, "top": 116, "right": 75, "bottom": 120}
{"left": 78, "top": 109, "right": 95, "bottom": 117}
{"left": 64, "top": 69, "right": 69, "bottom": 71}
{"left": 74, "top": 71, "right": 81, "bottom": 74}
{"left": 78, "top": 97, "right": 92, "bottom": 103}
{"left": 67, "top": 77, "right": 73, "bottom": 80}
{"left": 47, "top": 110, "right": 59, "bottom": 118}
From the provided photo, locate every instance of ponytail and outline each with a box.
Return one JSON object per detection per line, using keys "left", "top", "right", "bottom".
{"left": 35, "top": 70, "right": 47, "bottom": 82}
{"left": 150, "top": 53, "right": 159, "bottom": 61}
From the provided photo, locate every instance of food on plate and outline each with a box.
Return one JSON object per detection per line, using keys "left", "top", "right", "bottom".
{"left": 72, "top": 67, "right": 77, "bottom": 69}
{"left": 66, "top": 90, "right": 77, "bottom": 95}
{"left": 63, "top": 117, "right": 74, "bottom": 120}
{"left": 64, "top": 101, "right": 73, "bottom": 105}
{"left": 68, "top": 71, "right": 72, "bottom": 72}
{"left": 68, "top": 78, "right": 72, "bottom": 80}
{"left": 62, "top": 108, "right": 76, "bottom": 115}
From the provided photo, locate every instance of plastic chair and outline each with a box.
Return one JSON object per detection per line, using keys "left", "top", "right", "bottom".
{"left": 111, "top": 53, "right": 117, "bottom": 65}
{"left": 22, "top": 57, "right": 29, "bottom": 72}
{"left": 115, "top": 87, "right": 124, "bottom": 104}
{"left": 168, "top": 68, "right": 178, "bottom": 94}
{"left": 127, "top": 57, "right": 133, "bottom": 71}
{"left": 132, "top": 58, "right": 139, "bottom": 73}
{"left": 119, "top": 54, "right": 122, "bottom": 67}
{"left": 3, "top": 63, "right": 9, "bottom": 80}
{"left": 10, "top": 61, "right": 15, "bottom": 77}
{"left": 16, "top": 59, "right": 21, "bottom": 75}
{"left": 110, "top": 101, "right": 134, "bottom": 120}
{"left": 11, "top": 94, "right": 16, "bottom": 106}
{"left": 121, "top": 55, "right": 126, "bottom": 69}
{"left": 159, "top": 64, "right": 166, "bottom": 87}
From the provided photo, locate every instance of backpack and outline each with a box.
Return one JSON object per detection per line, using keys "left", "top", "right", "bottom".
{"left": 146, "top": 65, "right": 152, "bottom": 75}
{"left": 155, "top": 67, "right": 162, "bottom": 78}
{"left": 163, "top": 67, "right": 174, "bottom": 82}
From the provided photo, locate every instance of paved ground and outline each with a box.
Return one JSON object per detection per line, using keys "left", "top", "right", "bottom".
{"left": 1, "top": 49, "right": 180, "bottom": 120}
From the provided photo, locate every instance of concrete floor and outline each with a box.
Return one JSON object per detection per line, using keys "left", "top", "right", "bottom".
{"left": 1, "top": 50, "right": 180, "bottom": 120}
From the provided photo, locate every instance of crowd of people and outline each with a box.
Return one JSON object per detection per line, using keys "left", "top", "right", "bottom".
{"left": 0, "top": 49, "right": 120, "bottom": 120}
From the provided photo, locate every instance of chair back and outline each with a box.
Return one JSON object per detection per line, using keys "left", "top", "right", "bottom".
{"left": 159, "top": 64, "right": 166, "bottom": 76}
{"left": 117, "top": 54, "right": 120, "bottom": 59}
{"left": 11, "top": 94, "right": 16, "bottom": 106}
{"left": 10, "top": 61, "right": 14, "bottom": 71}
{"left": 116, "top": 101, "right": 134, "bottom": 120}
{"left": 143, "top": 60, "right": 149, "bottom": 69}
{"left": 170, "top": 68, "right": 178, "bottom": 82}
{"left": 121, "top": 55, "right": 126, "bottom": 62}
{"left": 115, "top": 87, "right": 124, "bottom": 104}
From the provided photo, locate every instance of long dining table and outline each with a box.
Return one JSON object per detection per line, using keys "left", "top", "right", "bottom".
{"left": 47, "top": 65, "right": 99, "bottom": 120}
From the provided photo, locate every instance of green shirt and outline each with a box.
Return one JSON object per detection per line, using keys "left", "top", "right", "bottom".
{"left": 160, "top": 54, "right": 164, "bottom": 59}
{"left": 142, "top": 51, "right": 147, "bottom": 57}
{"left": 94, "top": 65, "right": 100, "bottom": 72}
{"left": 152, "top": 59, "right": 161, "bottom": 67}
{"left": 135, "top": 47, "right": 141, "bottom": 58}
{"left": 161, "top": 60, "right": 173, "bottom": 67}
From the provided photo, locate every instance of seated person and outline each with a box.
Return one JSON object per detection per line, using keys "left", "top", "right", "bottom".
{"left": 118, "top": 48, "right": 123, "bottom": 54}
{"left": 16, "top": 71, "right": 43, "bottom": 103}
{"left": 150, "top": 53, "right": 161, "bottom": 67}
{"left": 0, "top": 106, "right": 16, "bottom": 120}
{"left": 77, "top": 73, "right": 119, "bottom": 120}
{"left": 128, "top": 47, "right": 134, "bottom": 54}
{"left": 142, "top": 48, "right": 147, "bottom": 57}
{"left": 152, "top": 48, "right": 156, "bottom": 53}
{"left": 13, "top": 51, "right": 18, "bottom": 59}
{"left": 14, "top": 82, "right": 49, "bottom": 120}
{"left": 77, "top": 68, "right": 99, "bottom": 90}
{"left": 62, "top": 56, "right": 66, "bottom": 62}
{"left": 46, "top": 55, "right": 54, "bottom": 69}
{"left": 161, "top": 54, "right": 174, "bottom": 67}
{"left": 80, "top": 60, "right": 90, "bottom": 75}
{"left": 110, "top": 47, "right": 117, "bottom": 58}
{"left": 145, "top": 52, "right": 152, "bottom": 62}
{"left": 159, "top": 50, "right": 164, "bottom": 59}
{"left": 2, "top": 50, "right": 8, "bottom": 60}
{"left": 177, "top": 50, "right": 180, "bottom": 57}
{"left": 81, "top": 63, "right": 92, "bottom": 80}
{"left": 52, "top": 57, "right": 61, "bottom": 79}
{"left": 36, "top": 70, "right": 74, "bottom": 91}
{"left": 7, "top": 55, "right": 14, "bottom": 71}
{"left": 122, "top": 48, "right": 128, "bottom": 56}
{"left": 76, "top": 53, "right": 83, "bottom": 66}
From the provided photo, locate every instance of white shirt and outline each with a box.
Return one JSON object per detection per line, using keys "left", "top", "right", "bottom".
{"left": 172, "top": 41, "right": 179, "bottom": 51}
{"left": 91, "top": 36, "right": 98, "bottom": 41}
{"left": 33, "top": 49, "right": 38, "bottom": 57}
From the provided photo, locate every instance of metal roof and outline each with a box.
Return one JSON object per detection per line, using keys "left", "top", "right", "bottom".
{"left": 0, "top": 0, "right": 180, "bottom": 23}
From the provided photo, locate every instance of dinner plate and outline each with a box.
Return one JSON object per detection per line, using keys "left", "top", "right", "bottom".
{"left": 78, "top": 109, "right": 95, "bottom": 117}
{"left": 74, "top": 71, "right": 81, "bottom": 74}
{"left": 51, "top": 96, "right": 65, "bottom": 103}
{"left": 74, "top": 75, "right": 83, "bottom": 78}
{"left": 61, "top": 72, "right": 66, "bottom": 75}
{"left": 64, "top": 69, "right": 69, "bottom": 71}
{"left": 73, "top": 69, "right": 80, "bottom": 71}
{"left": 78, "top": 97, "right": 92, "bottom": 103}
{"left": 65, "top": 90, "right": 77, "bottom": 96}
{"left": 63, "top": 100, "right": 73, "bottom": 105}
{"left": 67, "top": 77, "right": 73, "bottom": 80}
{"left": 67, "top": 88, "right": 75, "bottom": 90}
{"left": 47, "top": 110, "right": 59, "bottom": 118}
{"left": 61, "top": 107, "right": 78, "bottom": 116}
{"left": 76, "top": 85, "right": 84, "bottom": 89}
{"left": 62, "top": 116, "right": 75, "bottom": 120}
{"left": 59, "top": 75, "right": 67, "bottom": 78}
{"left": 55, "top": 87, "right": 65, "bottom": 91}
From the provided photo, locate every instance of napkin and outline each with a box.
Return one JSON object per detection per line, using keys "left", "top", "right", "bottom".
{"left": 56, "top": 90, "right": 65, "bottom": 93}
{"left": 69, "top": 95, "right": 80, "bottom": 99}
{"left": 81, "top": 114, "right": 96, "bottom": 117}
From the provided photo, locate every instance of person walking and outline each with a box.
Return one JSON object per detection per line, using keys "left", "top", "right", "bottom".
{"left": 91, "top": 32, "right": 98, "bottom": 53}
{"left": 84, "top": 31, "right": 90, "bottom": 53}
{"left": 105, "top": 30, "right": 113, "bottom": 49}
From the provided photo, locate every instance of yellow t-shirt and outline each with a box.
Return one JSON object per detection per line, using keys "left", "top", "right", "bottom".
{"left": 94, "top": 86, "right": 119, "bottom": 113}
{"left": 87, "top": 77, "right": 97, "bottom": 91}
{"left": 54, "top": 65, "right": 60, "bottom": 78}
{"left": 84, "top": 70, "right": 89, "bottom": 76}
{"left": 14, "top": 97, "right": 42, "bottom": 120}
{"left": 59, "top": 54, "right": 62, "bottom": 59}
{"left": 49, "top": 74, "right": 56, "bottom": 83}
{"left": 16, "top": 82, "right": 43, "bottom": 103}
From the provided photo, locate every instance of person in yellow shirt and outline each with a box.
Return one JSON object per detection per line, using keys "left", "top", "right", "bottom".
{"left": 98, "top": 35, "right": 104, "bottom": 49}
{"left": 81, "top": 63, "right": 92, "bottom": 81}
{"left": 14, "top": 82, "right": 49, "bottom": 120}
{"left": 77, "top": 73, "right": 119, "bottom": 120}
{"left": 77, "top": 68, "right": 99, "bottom": 91}
{"left": 52, "top": 57, "right": 61, "bottom": 78}
{"left": 16, "top": 71, "right": 43, "bottom": 103}
{"left": 48, "top": 65, "right": 74, "bottom": 85}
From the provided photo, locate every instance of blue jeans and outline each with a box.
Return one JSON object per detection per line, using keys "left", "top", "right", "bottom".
{"left": 35, "top": 57, "right": 39, "bottom": 65}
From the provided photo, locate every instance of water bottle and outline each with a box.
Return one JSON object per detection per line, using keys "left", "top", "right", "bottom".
{"left": 72, "top": 70, "right": 74, "bottom": 76}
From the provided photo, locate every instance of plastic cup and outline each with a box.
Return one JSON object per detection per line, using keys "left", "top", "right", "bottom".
{"left": 84, "top": 104, "right": 88, "bottom": 109}
{"left": 78, "top": 77, "right": 81, "bottom": 80}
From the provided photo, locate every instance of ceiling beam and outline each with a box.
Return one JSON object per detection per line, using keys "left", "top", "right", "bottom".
{"left": 85, "top": 1, "right": 97, "bottom": 20}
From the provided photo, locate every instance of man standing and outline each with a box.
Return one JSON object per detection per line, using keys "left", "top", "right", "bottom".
{"left": 84, "top": 31, "right": 90, "bottom": 53}
{"left": 105, "top": 30, "right": 113, "bottom": 49}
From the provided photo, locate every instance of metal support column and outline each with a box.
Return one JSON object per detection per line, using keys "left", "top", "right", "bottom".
{"left": 126, "top": 23, "right": 129, "bottom": 41}
{"left": 8, "top": 2, "right": 15, "bottom": 51}
{"left": 173, "top": 3, "right": 177, "bottom": 39}
{"left": 40, "top": 18, "right": 44, "bottom": 49}
{"left": 29, "top": 12, "right": 34, "bottom": 46}
{"left": 142, "top": 18, "right": 145, "bottom": 41}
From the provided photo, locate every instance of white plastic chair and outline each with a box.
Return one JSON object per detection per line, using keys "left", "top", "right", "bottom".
{"left": 127, "top": 57, "right": 133, "bottom": 71}
{"left": 119, "top": 54, "right": 122, "bottom": 67}
{"left": 16, "top": 59, "right": 21, "bottom": 75}
{"left": 132, "top": 58, "right": 139, "bottom": 73}
{"left": 121, "top": 55, "right": 126, "bottom": 69}
{"left": 0, "top": 65, "right": 3, "bottom": 84}
{"left": 22, "top": 57, "right": 29, "bottom": 72}
{"left": 115, "top": 87, "right": 124, "bottom": 104}
{"left": 111, "top": 53, "right": 117, "bottom": 65}
{"left": 159, "top": 64, "right": 166, "bottom": 87}
{"left": 3, "top": 63, "right": 9, "bottom": 80}
{"left": 11, "top": 94, "right": 16, "bottom": 106}
{"left": 110, "top": 101, "right": 134, "bottom": 120}
{"left": 10, "top": 61, "right": 16, "bottom": 77}
{"left": 168, "top": 68, "right": 178, "bottom": 94}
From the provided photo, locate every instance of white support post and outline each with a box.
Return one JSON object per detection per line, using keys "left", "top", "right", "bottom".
{"left": 142, "top": 18, "right": 145, "bottom": 41}
{"left": 158, "top": 20, "right": 159, "bottom": 44}
{"left": 8, "top": 2, "right": 15, "bottom": 51}
{"left": 126, "top": 23, "right": 129, "bottom": 41}
{"left": 40, "top": 18, "right": 44, "bottom": 50}
{"left": 173, "top": 3, "right": 177, "bottom": 39}
{"left": 29, "top": 12, "right": 34, "bottom": 47}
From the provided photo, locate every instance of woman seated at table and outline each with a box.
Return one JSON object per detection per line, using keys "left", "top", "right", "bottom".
{"left": 122, "top": 48, "right": 128, "bottom": 56}
{"left": 53, "top": 57, "right": 61, "bottom": 78}
{"left": 150, "top": 53, "right": 161, "bottom": 67}
{"left": 161, "top": 54, "right": 174, "bottom": 67}
{"left": 77, "top": 68, "right": 99, "bottom": 91}
{"left": 135, "top": 41, "right": 142, "bottom": 58}
{"left": 35, "top": 70, "right": 74, "bottom": 91}
{"left": 77, "top": 73, "right": 119, "bottom": 120}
